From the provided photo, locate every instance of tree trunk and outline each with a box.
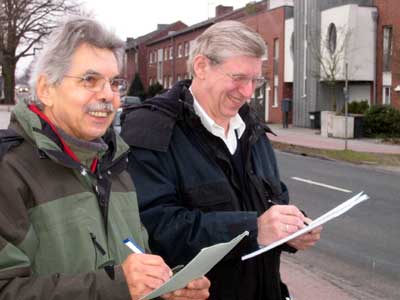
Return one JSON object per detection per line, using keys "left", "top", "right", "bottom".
{"left": 2, "top": 55, "right": 16, "bottom": 105}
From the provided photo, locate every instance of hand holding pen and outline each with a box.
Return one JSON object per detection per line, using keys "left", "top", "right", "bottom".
{"left": 122, "top": 238, "right": 210, "bottom": 300}
{"left": 121, "top": 239, "right": 172, "bottom": 299}
{"left": 265, "top": 200, "right": 323, "bottom": 250}
{"left": 257, "top": 199, "right": 307, "bottom": 247}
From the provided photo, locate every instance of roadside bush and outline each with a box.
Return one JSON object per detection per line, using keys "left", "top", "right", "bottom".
{"left": 147, "top": 82, "right": 164, "bottom": 98}
{"left": 363, "top": 105, "right": 400, "bottom": 137}
{"left": 342, "top": 100, "right": 369, "bottom": 114}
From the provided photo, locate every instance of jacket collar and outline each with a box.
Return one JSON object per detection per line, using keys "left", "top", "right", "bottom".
{"left": 11, "top": 102, "right": 129, "bottom": 170}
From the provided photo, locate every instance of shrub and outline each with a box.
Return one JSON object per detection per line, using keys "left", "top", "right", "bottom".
{"left": 342, "top": 100, "right": 369, "bottom": 114}
{"left": 363, "top": 105, "right": 400, "bottom": 137}
{"left": 127, "top": 73, "right": 146, "bottom": 100}
{"left": 147, "top": 82, "right": 164, "bottom": 98}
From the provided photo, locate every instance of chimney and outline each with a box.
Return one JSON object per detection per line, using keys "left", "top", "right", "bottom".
{"left": 215, "top": 5, "right": 233, "bottom": 17}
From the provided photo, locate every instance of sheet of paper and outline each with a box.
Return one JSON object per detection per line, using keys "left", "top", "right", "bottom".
{"left": 242, "top": 191, "right": 369, "bottom": 261}
{"left": 141, "top": 231, "right": 249, "bottom": 300}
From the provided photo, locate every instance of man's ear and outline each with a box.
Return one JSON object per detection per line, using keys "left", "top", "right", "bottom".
{"left": 36, "top": 75, "right": 54, "bottom": 107}
{"left": 192, "top": 55, "right": 210, "bottom": 80}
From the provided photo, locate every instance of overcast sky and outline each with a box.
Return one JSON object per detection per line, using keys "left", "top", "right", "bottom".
{"left": 17, "top": 0, "right": 251, "bottom": 76}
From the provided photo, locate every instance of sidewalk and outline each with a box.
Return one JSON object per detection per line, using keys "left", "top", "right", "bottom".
{"left": 267, "top": 123, "right": 400, "bottom": 155}
{"left": 281, "top": 256, "right": 359, "bottom": 300}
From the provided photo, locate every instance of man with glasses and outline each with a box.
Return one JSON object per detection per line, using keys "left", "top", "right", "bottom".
{"left": 0, "top": 16, "right": 210, "bottom": 300}
{"left": 121, "top": 21, "right": 322, "bottom": 300}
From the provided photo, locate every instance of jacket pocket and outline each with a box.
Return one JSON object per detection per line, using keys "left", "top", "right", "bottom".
{"left": 183, "top": 181, "right": 234, "bottom": 212}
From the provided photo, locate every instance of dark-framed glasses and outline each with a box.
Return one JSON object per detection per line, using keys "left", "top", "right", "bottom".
{"left": 65, "top": 74, "right": 128, "bottom": 95}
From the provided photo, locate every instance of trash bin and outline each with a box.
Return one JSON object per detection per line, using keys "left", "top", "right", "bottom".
{"left": 281, "top": 98, "right": 292, "bottom": 128}
{"left": 353, "top": 115, "right": 364, "bottom": 138}
{"left": 309, "top": 111, "right": 321, "bottom": 129}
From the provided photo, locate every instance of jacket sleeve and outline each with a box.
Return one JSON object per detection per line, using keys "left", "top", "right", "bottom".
{"left": 127, "top": 147, "right": 260, "bottom": 267}
{"left": 0, "top": 161, "right": 131, "bottom": 300}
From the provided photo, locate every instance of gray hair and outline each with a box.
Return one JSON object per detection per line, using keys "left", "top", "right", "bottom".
{"left": 187, "top": 20, "right": 266, "bottom": 76}
{"left": 30, "top": 15, "right": 124, "bottom": 104}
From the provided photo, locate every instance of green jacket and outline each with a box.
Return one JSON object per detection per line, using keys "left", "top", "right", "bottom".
{"left": 0, "top": 102, "right": 149, "bottom": 299}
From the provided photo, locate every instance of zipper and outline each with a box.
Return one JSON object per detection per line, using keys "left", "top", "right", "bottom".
{"left": 90, "top": 232, "right": 106, "bottom": 256}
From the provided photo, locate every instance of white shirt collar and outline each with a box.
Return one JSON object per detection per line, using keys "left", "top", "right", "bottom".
{"left": 189, "top": 87, "right": 246, "bottom": 154}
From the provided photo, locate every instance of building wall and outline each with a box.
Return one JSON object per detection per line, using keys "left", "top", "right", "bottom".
{"left": 293, "top": 0, "right": 377, "bottom": 128}
{"left": 125, "top": 22, "right": 187, "bottom": 88}
{"left": 374, "top": 0, "right": 400, "bottom": 109}
{"left": 147, "top": 28, "right": 206, "bottom": 88}
{"left": 140, "top": 2, "right": 290, "bottom": 124}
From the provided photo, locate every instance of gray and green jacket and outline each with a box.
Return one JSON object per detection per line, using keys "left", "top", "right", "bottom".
{"left": 0, "top": 102, "right": 149, "bottom": 299}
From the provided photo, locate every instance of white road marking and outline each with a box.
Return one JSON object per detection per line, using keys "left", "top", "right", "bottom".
{"left": 291, "top": 177, "right": 352, "bottom": 193}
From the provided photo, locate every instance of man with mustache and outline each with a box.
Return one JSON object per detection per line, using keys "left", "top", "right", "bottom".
{"left": 0, "top": 16, "right": 209, "bottom": 300}
{"left": 121, "top": 21, "right": 322, "bottom": 300}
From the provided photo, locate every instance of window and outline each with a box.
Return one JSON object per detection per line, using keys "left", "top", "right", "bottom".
{"left": 163, "top": 76, "right": 167, "bottom": 87}
{"left": 169, "top": 76, "right": 173, "bottom": 88}
{"left": 383, "top": 86, "right": 391, "bottom": 104}
{"left": 164, "top": 48, "right": 168, "bottom": 61}
{"left": 327, "top": 23, "right": 337, "bottom": 54}
{"left": 273, "top": 75, "right": 279, "bottom": 107}
{"left": 273, "top": 38, "right": 279, "bottom": 61}
{"left": 290, "top": 33, "right": 294, "bottom": 61}
{"left": 149, "top": 78, "right": 153, "bottom": 86}
{"left": 184, "top": 42, "right": 190, "bottom": 57}
{"left": 262, "top": 43, "right": 268, "bottom": 61}
{"left": 383, "top": 26, "right": 393, "bottom": 71}
{"left": 178, "top": 44, "right": 183, "bottom": 58}
{"left": 169, "top": 46, "right": 173, "bottom": 60}
{"left": 177, "top": 74, "right": 181, "bottom": 81}
{"left": 134, "top": 52, "right": 138, "bottom": 65}
{"left": 149, "top": 52, "right": 153, "bottom": 64}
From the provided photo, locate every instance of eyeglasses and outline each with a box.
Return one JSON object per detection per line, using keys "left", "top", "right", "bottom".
{"left": 206, "top": 55, "right": 266, "bottom": 89}
{"left": 217, "top": 69, "right": 266, "bottom": 89}
{"left": 64, "top": 74, "right": 128, "bottom": 95}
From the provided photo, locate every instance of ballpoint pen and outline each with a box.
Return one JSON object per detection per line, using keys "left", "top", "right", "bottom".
{"left": 123, "top": 238, "right": 184, "bottom": 274}
{"left": 123, "top": 238, "right": 145, "bottom": 254}
{"left": 267, "top": 199, "right": 309, "bottom": 226}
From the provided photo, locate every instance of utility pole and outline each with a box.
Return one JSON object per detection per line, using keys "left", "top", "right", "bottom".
{"left": 344, "top": 63, "right": 349, "bottom": 150}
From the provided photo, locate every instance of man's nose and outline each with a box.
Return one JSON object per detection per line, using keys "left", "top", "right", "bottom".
{"left": 99, "top": 80, "right": 115, "bottom": 100}
{"left": 238, "top": 80, "right": 256, "bottom": 98}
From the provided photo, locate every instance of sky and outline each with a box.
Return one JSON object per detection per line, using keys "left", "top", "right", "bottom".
{"left": 17, "top": 0, "right": 252, "bottom": 76}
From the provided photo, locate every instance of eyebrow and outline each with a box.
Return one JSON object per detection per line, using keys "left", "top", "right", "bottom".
{"left": 82, "top": 70, "right": 121, "bottom": 79}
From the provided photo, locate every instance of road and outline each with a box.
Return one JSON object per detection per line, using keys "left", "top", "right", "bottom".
{"left": 276, "top": 151, "right": 400, "bottom": 300}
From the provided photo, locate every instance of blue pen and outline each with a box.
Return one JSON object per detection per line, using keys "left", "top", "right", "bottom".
{"left": 123, "top": 238, "right": 145, "bottom": 254}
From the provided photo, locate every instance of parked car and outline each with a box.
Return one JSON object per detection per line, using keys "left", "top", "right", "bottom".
{"left": 121, "top": 96, "right": 141, "bottom": 106}
{"left": 113, "top": 108, "right": 123, "bottom": 134}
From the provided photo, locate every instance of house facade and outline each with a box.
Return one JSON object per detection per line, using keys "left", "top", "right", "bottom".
{"left": 373, "top": 0, "right": 400, "bottom": 109}
{"left": 126, "top": 0, "right": 293, "bottom": 124}
{"left": 124, "top": 0, "right": 400, "bottom": 126}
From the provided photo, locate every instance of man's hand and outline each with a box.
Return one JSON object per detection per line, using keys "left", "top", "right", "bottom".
{"left": 287, "top": 217, "right": 322, "bottom": 250}
{"left": 122, "top": 253, "right": 172, "bottom": 300}
{"left": 257, "top": 204, "right": 305, "bottom": 246}
{"left": 162, "top": 276, "right": 210, "bottom": 300}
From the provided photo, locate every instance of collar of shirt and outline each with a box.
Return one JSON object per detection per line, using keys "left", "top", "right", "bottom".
{"left": 189, "top": 87, "right": 246, "bottom": 154}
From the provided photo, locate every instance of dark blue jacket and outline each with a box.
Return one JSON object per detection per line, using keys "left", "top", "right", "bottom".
{"left": 121, "top": 80, "right": 292, "bottom": 300}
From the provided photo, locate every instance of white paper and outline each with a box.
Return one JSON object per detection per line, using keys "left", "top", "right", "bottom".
{"left": 242, "top": 191, "right": 369, "bottom": 261}
{"left": 141, "top": 231, "right": 249, "bottom": 300}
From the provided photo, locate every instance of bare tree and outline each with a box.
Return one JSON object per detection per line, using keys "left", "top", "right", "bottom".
{"left": 307, "top": 25, "right": 353, "bottom": 113}
{"left": 0, "top": 0, "right": 79, "bottom": 104}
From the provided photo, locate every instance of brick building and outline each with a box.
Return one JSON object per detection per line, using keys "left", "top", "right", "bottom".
{"left": 124, "top": 21, "right": 187, "bottom": 86}
{"left": 126, "top": 0, "right": 294, "bottom": 124}
{"left": 374, "top": 0, "right": 400, "bottom": 109}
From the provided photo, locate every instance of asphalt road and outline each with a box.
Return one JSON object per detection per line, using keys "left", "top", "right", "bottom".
{"left": 276, "top": 151, "right": 400, "bottom": 300}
